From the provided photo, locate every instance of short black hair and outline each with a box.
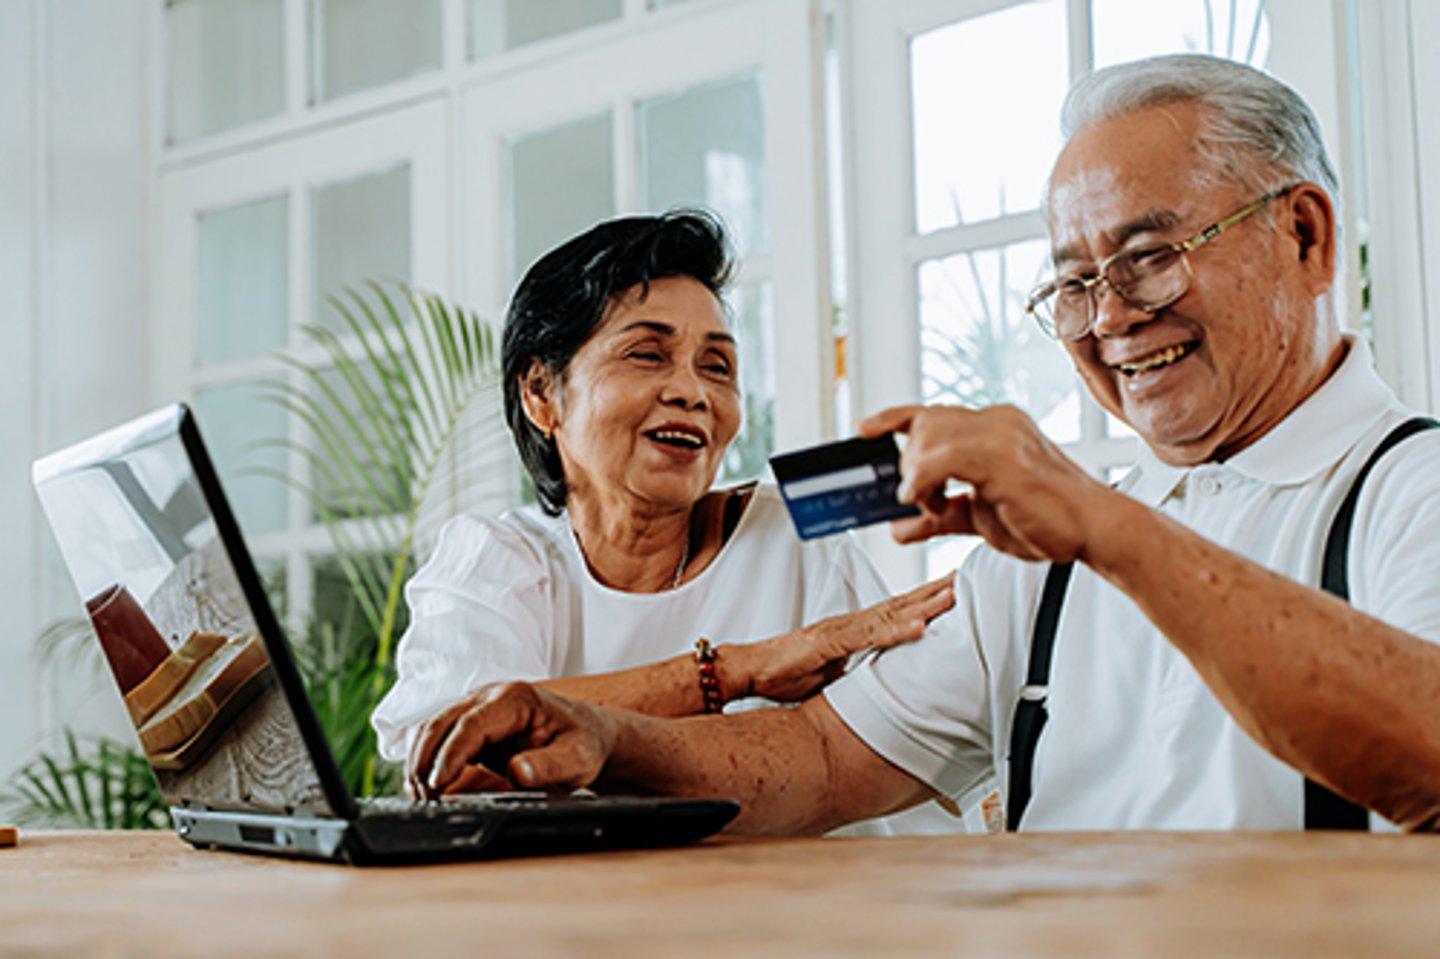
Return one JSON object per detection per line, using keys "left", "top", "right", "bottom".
{"left": 501, "top": 209, "right": 735, "bottom": 515}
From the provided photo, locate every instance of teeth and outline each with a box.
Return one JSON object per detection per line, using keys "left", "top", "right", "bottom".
{"left": 651, "top": 430, "right": 703, "bottom": 448}
{"left": 1118, "top": 344, "right": 1190, "bottom": 376}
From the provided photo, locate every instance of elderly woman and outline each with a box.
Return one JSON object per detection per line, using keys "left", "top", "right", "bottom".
{"left": 371, "top": 211, "right": 954, "bottom": 830}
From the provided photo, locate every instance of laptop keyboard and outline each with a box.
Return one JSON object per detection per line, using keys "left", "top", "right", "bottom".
{"left": 358, "top": 791, "right": 580, "bottom": 817}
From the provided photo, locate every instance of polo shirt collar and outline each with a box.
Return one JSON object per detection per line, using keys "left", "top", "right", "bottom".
{"left": 1124, "top": 333, "right": 1398, "bottom": 506}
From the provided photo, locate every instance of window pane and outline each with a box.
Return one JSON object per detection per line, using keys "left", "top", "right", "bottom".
{"left": 198, "top": 194, "right": 290, "bottom": 363}
{"left": 1093, "top": 0, "right": 1270, "bottom": 68}
{"left": 640, "top": 73, "right": 767, "bottom": 257}
{"left": 509, "top": 114, "right": 615, "bottom": 282}
{"left": 313, "top": 0, "right": 442, "bottom": 102}
{"left": 910, "top": 0, "right": 1067, "bottom": 232}
{"left": 470, "top": 0, "right": 621, "bottom": 60}
{"left": 195, "top": 380, "right": 289, "bottom": 535}
{"left": 309, "top": 362, "right": 411, "bottom": 523}
{"left": 918, "top": 240, "right": 1079, "bottom": 442}
{"left": 721, "top": 281, "right": 774, "bottom": 484}
{"left": 311, "top": 165, "right": 411, "bottom": 333}
{"left": 166, "top": 0, "right": 285, "bottom": 144}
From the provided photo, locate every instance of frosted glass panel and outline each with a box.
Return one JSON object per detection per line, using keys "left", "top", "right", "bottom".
{"left": 310, "top": 363, "right": 411, "bottom": 522}
{"left": 311, "top": 165, "right": 411, "bottom": 332}
{"left": 640, "top": 73, "right": 767, "bottom": 257}
{"left": 313, "top": 0, "right": 442, "bottom": 102}
{"left": 470, "top": 0, "right": 621, "bottom": 59}
{"left": 509, "top": 114, "right": 615, "bottom": 282}
{"left": 918, "top": 239, "right": 1079, "bottom": 442}
{"left": 1093, "top": 0, "right": 1269, "bottom": 68}
{"left": 197, "top": 195, "right": 290, "bottom": 364}
{"left": 910, "top": 0, "right": 1067, "bottom": 232}
{"left": 196, "top": 381, "right": 289, "bottom": 536}
{"left": 720, "top": 281, "right": 774, "bottom": 484}
{"left": 166, "top": 0, "right": 285, "bottom": 144}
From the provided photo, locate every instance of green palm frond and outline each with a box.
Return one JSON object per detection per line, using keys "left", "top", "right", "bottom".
{"left": 0, "top": 730, "right": 168, "bottom": 830}
{"left": 266, "top": 280, "right": 505, "bottom": 797}
{"left": 7, "top": 283, "right": 507, "bottom": 823}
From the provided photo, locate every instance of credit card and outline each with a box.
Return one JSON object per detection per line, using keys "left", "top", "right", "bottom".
{"left": 769, "top": 434, "right": 920, "bottom": 540}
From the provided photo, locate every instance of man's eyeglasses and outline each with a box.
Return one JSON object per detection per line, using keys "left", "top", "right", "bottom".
{"left": 1025, "top": 184, "right": 1298, "bottom": 342}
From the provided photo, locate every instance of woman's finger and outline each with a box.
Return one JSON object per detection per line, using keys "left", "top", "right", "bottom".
{"left": 407, "top": 696, "right": 477, "bottom": 797}
{"left": 440, "top": 763, "right": 517, "bottom": 796}
{"left": 427, "top": 684, "right": 549, "bottom": 794}
{"left": 831, "top": 577, "right": 956, "bottom": 654}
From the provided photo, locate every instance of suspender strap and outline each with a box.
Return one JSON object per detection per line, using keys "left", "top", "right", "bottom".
{"left": 1320, "top": 417, "right": 1440, "bottom": 600}
{"left": 1005, "top": 561, "right": 1073, "bottom": 831}
{"left": 1307, "top": 415, "right": 1440, "bottom": 830}
{"left": 1006, "top": 416, "right": 1439, "bottom": 833}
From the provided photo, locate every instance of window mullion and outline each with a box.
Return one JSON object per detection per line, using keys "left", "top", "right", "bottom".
{"left": 1067, "top": 0, "right": 1095, "bottom": 79}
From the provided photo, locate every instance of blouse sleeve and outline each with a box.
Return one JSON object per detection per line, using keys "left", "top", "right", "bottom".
{"left": 370, "top": 512, "right": 560, "bottom": 761}
{"left": 799, "top": 532, "right": 893, "bottom": 623}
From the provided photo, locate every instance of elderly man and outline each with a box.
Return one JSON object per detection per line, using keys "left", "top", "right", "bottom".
{"left": 408, "top": 54, "right": 1440, "bottom": 833}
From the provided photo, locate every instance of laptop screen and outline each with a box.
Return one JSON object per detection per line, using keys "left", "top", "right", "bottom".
{"left": 33, "top": 406, "right": 336, "bottom": 817}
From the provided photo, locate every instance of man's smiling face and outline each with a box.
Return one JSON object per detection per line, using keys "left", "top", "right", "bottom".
{"left": 1046, "top": 101, "right": 1339, "bottom": 466}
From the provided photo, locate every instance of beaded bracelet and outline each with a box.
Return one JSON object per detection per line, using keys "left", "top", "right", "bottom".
{"left": 694, "top": 637, "right": 725, "bottom": 714}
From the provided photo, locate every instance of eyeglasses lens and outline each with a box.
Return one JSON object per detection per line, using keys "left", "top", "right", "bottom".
{"left": 1038, "top": 245, "right": 1188, "bottom": 339}
{"left": 1108, "top": 246, "right": 1185, "bottom": 309}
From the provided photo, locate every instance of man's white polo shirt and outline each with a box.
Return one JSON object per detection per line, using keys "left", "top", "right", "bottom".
{"left": 824, "top": 335, "right": 1440, "bottom": 830}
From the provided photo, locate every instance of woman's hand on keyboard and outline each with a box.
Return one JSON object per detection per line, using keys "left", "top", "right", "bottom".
{"left": 408, "top": 682, "right": 617, "bottom": 800}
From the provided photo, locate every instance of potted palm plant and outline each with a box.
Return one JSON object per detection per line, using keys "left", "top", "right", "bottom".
{"left": 2, "top": 281, "right": 504, "bottom": 823}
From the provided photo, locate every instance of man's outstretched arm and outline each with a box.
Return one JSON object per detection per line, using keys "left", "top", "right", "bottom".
{"left": 863, "top": 402, "right": 1440, "bottom": 831}
{"left": 1088, "top": 496, "right": 1440, "bottom": 831}
{"left": 412, "top": 683, "right": 934, "bottom": 835}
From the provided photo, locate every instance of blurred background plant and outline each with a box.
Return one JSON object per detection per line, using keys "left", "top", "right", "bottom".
{"left": 1, "top": 281, "right": 503, "bottom": 826}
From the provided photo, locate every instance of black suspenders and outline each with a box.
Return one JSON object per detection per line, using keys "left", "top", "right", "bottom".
{"left": 1005, "top": 561, "right": 1073, "bottom": 831}
{"left": 1005, "top": 416, "right": 1440, "bottom": 831}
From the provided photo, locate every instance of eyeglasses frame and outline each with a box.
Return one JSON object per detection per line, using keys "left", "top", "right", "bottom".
{"left": 1026, "top": 183, "right": 1300, "bottom": 341}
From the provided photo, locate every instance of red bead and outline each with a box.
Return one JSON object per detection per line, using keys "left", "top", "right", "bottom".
{"left": 695, "top": 637, "right": 724, "bottom": 712}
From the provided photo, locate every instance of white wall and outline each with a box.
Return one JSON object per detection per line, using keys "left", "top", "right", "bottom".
{"left": 0, "top": 0, "right": 43, "bottom": 784}
{"left": 0, "top": 0, "right": 151, "bottom": 781}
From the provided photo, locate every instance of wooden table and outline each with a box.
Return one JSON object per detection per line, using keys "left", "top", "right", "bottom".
{"left": 1, "top": 829, "right": 1437, "bottom": 957}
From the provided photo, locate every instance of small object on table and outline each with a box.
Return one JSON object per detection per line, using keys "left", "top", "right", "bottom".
{"left": 0, "top": 825, "right": 17, "bottom": 847}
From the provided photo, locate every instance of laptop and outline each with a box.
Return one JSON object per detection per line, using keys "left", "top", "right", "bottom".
{"left": 32, "top": 403, "right": 738, "bottom": 864}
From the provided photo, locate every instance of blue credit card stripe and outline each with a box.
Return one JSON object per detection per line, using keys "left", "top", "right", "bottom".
{"left": 780, "top": 464, "right": 879, "bottom": 499}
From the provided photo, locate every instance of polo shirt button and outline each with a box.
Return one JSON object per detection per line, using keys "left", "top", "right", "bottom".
{"left": 1198, "top": 476, "right": 1221, "bottom": 495}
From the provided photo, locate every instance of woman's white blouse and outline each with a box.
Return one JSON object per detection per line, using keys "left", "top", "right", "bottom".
{"left": 373, "top": 485, "right": 887, "bottom": 759}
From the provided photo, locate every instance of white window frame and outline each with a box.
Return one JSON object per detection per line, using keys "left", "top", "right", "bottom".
{"left": 152, "top": 102, "right": 451, "bottom": 626}
{"left": 459, "top": 0, "right": 835, "bottom": 452}
{"left": 840, "top": 0, "right": 1365, "bottom": 588}
{"left": 148, "top": 0, "right": 834, "bottom": 626}
{"left": 1351, "top": 0, "right": 1440, "bottom": 414}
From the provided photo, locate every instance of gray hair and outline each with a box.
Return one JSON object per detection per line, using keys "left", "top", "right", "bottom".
{"left": 1060, "top": 54, "right": 1337, "bottom": 202}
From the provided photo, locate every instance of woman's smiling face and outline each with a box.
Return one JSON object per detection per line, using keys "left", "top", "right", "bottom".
{"left": 529, "top": 275, "right": 742, "bottom": 513}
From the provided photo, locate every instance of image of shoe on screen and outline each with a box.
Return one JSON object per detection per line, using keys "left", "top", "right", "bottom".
{"left": 371, "top": 210, "right": 956, "bottom": 835}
